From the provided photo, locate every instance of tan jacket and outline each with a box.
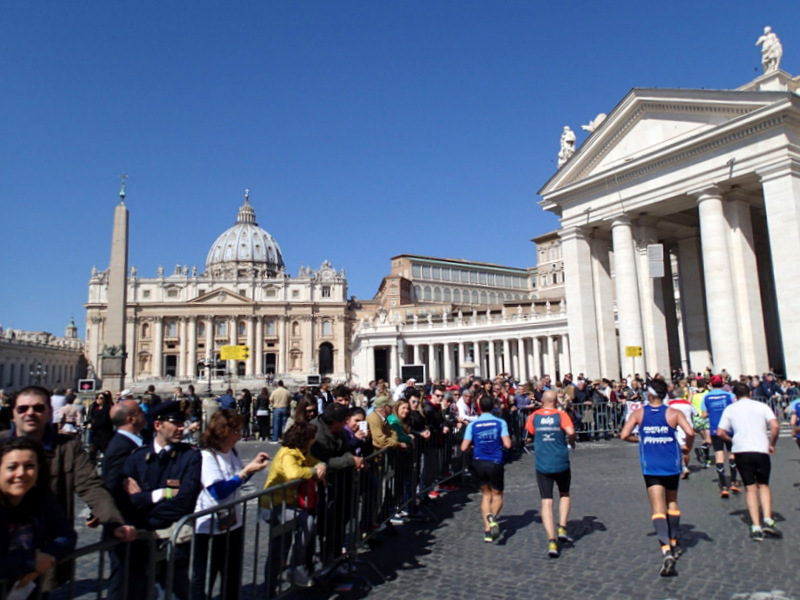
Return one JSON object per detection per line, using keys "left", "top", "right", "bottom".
{"left": 269, "top": 386, "right": 292, "bottom": 409}
{"left": 366, "top": 410, "right": 400, "bottom": 449}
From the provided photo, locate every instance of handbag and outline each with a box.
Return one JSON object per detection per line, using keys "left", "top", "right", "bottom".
{"left": 296, "top": 479, "right": 317, "bottom": 511}
{"left": 210, "top": 451, "right": 240, "bottom": 531}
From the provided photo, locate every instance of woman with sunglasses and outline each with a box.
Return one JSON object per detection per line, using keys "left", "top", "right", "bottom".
{"left": 283, "top": 395, "right": 319, "bottom": 435}
{"left": 87, "top": 391, "right": 114, "bottom": 463}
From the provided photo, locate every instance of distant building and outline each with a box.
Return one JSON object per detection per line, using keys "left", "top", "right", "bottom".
{"left": 85, "top": 193, "right": 350, "bottom": 386}
{"left": 0, "top": 320, "right": 86, "bottom": 391}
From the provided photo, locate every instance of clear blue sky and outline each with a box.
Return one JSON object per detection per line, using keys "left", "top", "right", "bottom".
{"left": 1, "top": 1, "right": 797, "bottom": 336}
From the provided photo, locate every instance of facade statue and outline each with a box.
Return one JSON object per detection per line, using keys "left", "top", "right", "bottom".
{"left": 756, "top": 26, "right": 783, "bottom": 73}
{"left": 157, "top": 265, "right": 164, "bottom": 277}
{"left": 557, "top": 126, "right": 576, "bottom": 168}
{"left": 192, "top": 265, "right": 197, "bottom": 277}
{"left": 581, "top": 113, "right": 607, "bottom": 133}
{"left": 130, "top": 265, "right": 137, "bottom": 278}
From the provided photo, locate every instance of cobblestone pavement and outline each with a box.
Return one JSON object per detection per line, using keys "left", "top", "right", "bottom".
{"left": 64, "top": 438, "right": 800, "bottom": 600}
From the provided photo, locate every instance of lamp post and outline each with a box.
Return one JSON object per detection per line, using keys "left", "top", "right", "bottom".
{"left": 202, "top": 355, "right": 214, "bottom": 397}
{"left": 30, "top": 362, "right": 47, "bottom": 385}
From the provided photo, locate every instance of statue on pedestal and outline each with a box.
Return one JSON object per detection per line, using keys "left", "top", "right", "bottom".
{"left": 756, "top": 26, "right": 783, "bottom": 73}
{"left": 557, "top": 126, "right": 576, "bottom": 168}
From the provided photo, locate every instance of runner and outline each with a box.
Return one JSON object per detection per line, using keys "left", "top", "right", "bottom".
{"left": 667, "top": 394, "right": 697, "bottom": 479}
{"left": 525, "top": 390, "right": 576, "bottom": 558}
{"left": 716, "top": 382, "right": 781, "bottom": 541}
{"left": 701, "top": 375, "right": 740, "bottom": 497}
{"left": 460, "top": 393, "right": 511, "bottom": 543}
{"left": 690, "top": 378, "right": 711, "bottom": 467}
{"left": 621, "top": 379, "right": 694, "bottom": 577}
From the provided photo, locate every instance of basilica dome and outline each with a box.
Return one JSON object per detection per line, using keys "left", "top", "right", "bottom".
{"left": 205, "top": 193, "right": 285, "bottom": 278}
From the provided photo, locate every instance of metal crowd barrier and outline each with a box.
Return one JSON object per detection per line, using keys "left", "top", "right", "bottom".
{"left": 1, "top": 429, "right": 469, "bottom": 600}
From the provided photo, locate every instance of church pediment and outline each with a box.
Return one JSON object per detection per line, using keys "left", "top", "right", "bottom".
{"left": 540, "top": 88, "right": 788, "bottom": 195}
{"left": 188, "top": 289, "right": 255, "bottom": 305}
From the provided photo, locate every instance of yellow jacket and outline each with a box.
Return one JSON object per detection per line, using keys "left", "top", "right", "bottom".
{"left": 260, "top": 446, "right": 320, "bottom": 508}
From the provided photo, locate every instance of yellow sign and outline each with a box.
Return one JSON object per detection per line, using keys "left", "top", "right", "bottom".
{"left": 625, "top": 346, "right": 643, "bottom": 357}
{"left": 220, "top": 345, "right": 250, "bottom": 360}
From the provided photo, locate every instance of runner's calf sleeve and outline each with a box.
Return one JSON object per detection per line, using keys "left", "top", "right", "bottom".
{"left": 667, "top": 509, "right": 681, "bottom": 542}
{"left": 652, "top": 514, "right": 670, "bottom": 548}
{"left": 716, "top": 463, "right": 727, "bottom": 488}
{"left": 729, "top": 460, "right": 738, "bottom": 482}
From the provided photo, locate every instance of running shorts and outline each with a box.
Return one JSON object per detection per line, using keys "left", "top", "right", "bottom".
{"left": 472, "top": 459, "right": 505, "bottom": 491}
{"left": 711, "top": 436, "right": 732, "bottom": 453}
{"left": 735, "top": 452, "right": 771, "bottom": 486}
{"left": 536, "top": 468, "right": 571, "bottom": 499}
{"left": 643, "top": 474, "right": 680, "bottom": 490}
{"left": 693, "top": 415, "right": 709, "bottom": 431}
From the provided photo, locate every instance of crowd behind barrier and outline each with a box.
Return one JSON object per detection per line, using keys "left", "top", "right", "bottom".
{"left": 0, "top": 428, "right": 468, "bottom": 600}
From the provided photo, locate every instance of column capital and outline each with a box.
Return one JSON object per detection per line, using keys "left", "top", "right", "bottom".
{"left": 688, "top": 184, "right": 722, "bottom": 203}
{"left": 558, "top": 226, "right": 591, "bottom": 243}
{"left": 756, "top": 157, "right": 800, "bottom": 183}
{"left": 609, "top": 213, "right": 633, "bottom": 228}
{"left": 126, "top": 315, "right": 137, "bottom": 324}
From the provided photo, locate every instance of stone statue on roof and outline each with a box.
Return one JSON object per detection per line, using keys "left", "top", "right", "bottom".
{"left": 756, "top": 26, "right": 783, "bottom": 74}
{"left": 557, "top": 126, "right": 576, "bottom": 168}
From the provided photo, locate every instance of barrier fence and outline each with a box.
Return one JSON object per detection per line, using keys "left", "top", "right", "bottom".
{"left": 1, "top": 428, "right": 469, "bottom": 600}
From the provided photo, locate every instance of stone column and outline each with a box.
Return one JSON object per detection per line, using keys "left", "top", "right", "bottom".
{"left": 227, "top": 317, "right": 238, "bottom": 375}
{"left": 187, "top": 316, "right": 197, "bottom": 380}
{"left": 103, "top": 200, "right": 129, "bottom": 391}
{"left": 676, "top": 234, "right": 711, "bottom": 372}
{"left": 255, "top": 317, "right": 264, "bottom": 376}
{"left": 305, "top": 317, "right": 314, "bottom": 374}
{"left": 153, "top": 318, "right": 163, "bottom": 378}
{"left": 246, "top": 317, "right": 255, "bottom": 376}
{"left": 487, "top": 340, "right": 495, "bottom": 378}
{"left": 695, "top": 186, "right": 742, "bottom": 374}
{"left": 279, "top": 317, "right": 288, "bottom": 375}
{"left": 502, "top": 339, "right": 511, "bottom": 376}
{"left": 533, "top": 336, "right": 541, "bottom": 380}
{"left": 335, "top": 315, "right": 346, "bottom": 375}
{"left": 759, "top": 160, "right": 800, "bottom": 378}
{"left": 458, "top": 342, "right": 467, "bottom": 377}
{"left": 365, "top": 342, "right": 375, "bottom": 383}
{"left": 724, "top": 194, "right": 769, "bottom": 374}
{"left": 546, "top": 335, "right": 556, "bottom": 377}
{"left": 389, "top": 344, "right": 398, "bottom": 384}
{"left": 178, "top": 316, "right": 188, "bottom": 377}
{"left": 561, "top": 335, "right": 571, "bottom": 375}
{"left": 525, "top": 338, "right": 534, "bottom": 381}
{"left": 590, "top": 235, "right": 620, "bottom": 378}
{"left": 634, "top": 218, "right": 671, "bottom": 375}
{"left": 559, "top": 227, "right": 602, "bottom": 376}
{"left": 611, "top": 215, "right": 645, "bottom": 374}
{"left": 205, "top": 317, "right": 214, "bottom": 361}
{"left": 413, "top": 344, "right": 420, "bottom": 365}
{"left": 125, "top": 316, "right": 136, "bottom": 379}
{"left": 443, "top": 343, "right": 452, "bottom": 382}
{"left": 514, "top": 338, "right": 523, "bottom": 380}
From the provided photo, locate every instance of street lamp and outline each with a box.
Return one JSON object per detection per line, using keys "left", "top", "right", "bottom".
{"left": 30, "top": 363, "right": 47, "bottom": 385}
{"left": 202, "top": 355, "right": 214, "bottom": 397}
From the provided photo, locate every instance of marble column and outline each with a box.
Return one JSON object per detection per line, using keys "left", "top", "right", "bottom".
{"left": 246, "top": 317, "right": 255, "bottom": 376}
{"left": 546, "top": 336, "right": 556, "bottom": 377}
{"left": 676, "top": 234, "right": 711, "bottom": 372}
{"left": 634, "top": 219, "right": 671, "bottom": 375}
{"left": 502, "top": 339, "right": 511, "bottom": 376}
{"left": 458, "top": 342, "right": 467, "bottom": 377}
{"left": 561, "top": 335, "right": 571, "bottom": 375}
{"left": 365, "top": 343, "right": 375, "bottom": 382}
{"left": 389, "top": 344, "right": 398, "bottom": 384}
{"left": 724, "top": 194, "right": 769, "bottom": 374}
{"left": 336, "top": 316, "right": 346, "bottom": 375}
{"left": 125, "top": 316, "right": 136, "bottom": 379}
{"left": 590, "top": 235, "right": 620, "bottom": 377}
{"left": 153, "top": 318, "right": 163, "bottom": 378}
{"left": 695, "top": 186, "right": 742, "bottom": 374}
{"left": 488, "top": 340, "right": 496, "bottom": 378}
{"left": 255, "top": 317, "right": 263, "bottom": 376}
{"left": 611, "top": 215, "right": 645, "bottom": 375}
{"left": 178, "top": 317, "right": 188, "bottom": 377}
{"left": 228, "top": 317, "right": 237, "bottom": 375}
{"left": 525, "top": 338, "right": 534, "bottom": 381}
{"left": 187, "top": 316, "right": 197, "bottom": 379}
{"left": 443, "top": 343, "right": 452, "bottom": 382}
{"left": 559, "top": 227, "right": 602, "bottom": 376}
{"left": 205, "top": 317, "right": 214, "bottom": 361}
{"left": 533, "top": 337, "right": 541, "bottom": 380}
{"left": 759, "top": 160, "right": 800, "bottom": 378}
{"left": 413, "top": 344, "right": 420, "bottom": 365}
{"left": 305, "top": 317, "right": 314, "bottom": 374}
{"left": 515, "top": 338, "right": 523, "bottom": 380}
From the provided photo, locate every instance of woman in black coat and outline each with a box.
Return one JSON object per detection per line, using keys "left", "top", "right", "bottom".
{"left": 88, "top": 391, "right": 114, "bottom": 461}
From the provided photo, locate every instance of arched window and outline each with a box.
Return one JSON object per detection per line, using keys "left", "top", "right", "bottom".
{"left": 238, "top": 321, "right": 246, "bottom": 336}
{"left": 471, "top": 290, "right": 478, "bottom": 304}
{"left": 498, "top": 292, "right": 505, "bottom": 302}
{"left": 413, "top": 285, "right": 421, "bottom": 301}
{"left": 444, "top": 288, "right": 451, "bottom": 302}
{"left": 319, "top": 342, "right": 334, "bottom": 375}
{"left": 480, "top": 291, "right": 487, "bottom": 304}
{"left": 433, "top": 287, "right": 442, "bottom": 301}
{"left": 166, "top": 320, "right": 177, "bottom": 338}
{"left": 292, "top": 321, "right": 300, "bottom": 336}
{"left": 216, "top": 321, "right": 227, "bottom": 336}
{"left": 266, "top": 320, "right": 276, "bottom": 336}
{"left": 141, "top": 322, "right": 150, "bottom": 339}
{"left": 322, "top": 320, "right": 332, "bottom": 336}
{"left": 489, "top": 292, "right": 496, "bottom": 304}
{"left": 424, "top": 286, "right": 432, "bottom": 301}
{"left": 453, "top": 288, "right": 461, "bottom": 303}
{"left": 197, "top": 322, "right": 205, "bottom": 337}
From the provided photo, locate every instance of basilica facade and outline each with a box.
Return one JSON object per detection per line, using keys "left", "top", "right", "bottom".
{"left": 85, "top": 194, "right": 350, "bottom": 385}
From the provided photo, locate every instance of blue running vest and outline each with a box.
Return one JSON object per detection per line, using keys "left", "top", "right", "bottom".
{"left": 639, "top": 404, "right": 682, "bottom": 476}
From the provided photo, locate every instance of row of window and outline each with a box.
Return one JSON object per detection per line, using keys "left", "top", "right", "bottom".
{"left": 139, "top": 286, "right": 332, "bottom": 300}
{"left": 411, "top": 264, "right": 526, "bottom": 289}
{"left": 0, "top": 363, "right": 74, "bottom": 388}
{"left": 413, "top": 285, "right": 527, "bottom": 304}
{"left": 541, "top": 271, "right": 564, "bottom": 286}
{"left": 538, "top": 245, "right": 563, "bottom": 261}
{"left": 142, "top": 319, "right": 334, "bottom": 339}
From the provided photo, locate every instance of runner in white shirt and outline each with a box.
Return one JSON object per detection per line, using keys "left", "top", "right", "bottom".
{"left": 716, "top": 382, "right": 781, "bottom": 541}
{"left": 668, "top": 396, "right": 697, "bottom": 479}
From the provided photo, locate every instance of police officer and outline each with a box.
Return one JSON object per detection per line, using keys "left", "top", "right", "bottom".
{"left": 121, "top": 401, "right": 203, "bottom": 600}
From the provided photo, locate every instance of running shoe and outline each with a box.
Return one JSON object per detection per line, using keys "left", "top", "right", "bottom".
{"left": 750, "top": 526, "right": 764, "bottom": 542}
{"left": 487, "top": 513, "right": 500, "bottom": 540}
{"left": 681, "top": 468, "right": 690, "bottom": 480}
{"left": 720, "top": 487, "right": 729, "bottom": 498}
{"left": 671, "top": 544, "right": 684, "bottom": 559}
{"left": 762, "top": 518, "right": 782, "bottom": 538}
{"left": 659, "top": 553, "right": 677, "bottom": 577}
{"left": 694, "top": 448, "right": 704, "bottom": 464}
{"left": 547, "top": 540, "right": 559, "bottom": 558}
{"left": 427, "top": 490, "right": 440, "bottom": 500}
{"left": 483, "top": 531, "right": 493, "bottom": 543}
{"left": 557, "top": 526, "right": 573, "bottom": 544}
{"left": 729, "top": 481, "right": 742, "bottom": 493}
{"left": 705, "top": 459, "right": 712, "bottom": 469}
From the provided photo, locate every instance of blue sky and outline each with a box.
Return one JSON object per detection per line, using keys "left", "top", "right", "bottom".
{"left": 1, "top": 1, "right": 797, "bottom": 336}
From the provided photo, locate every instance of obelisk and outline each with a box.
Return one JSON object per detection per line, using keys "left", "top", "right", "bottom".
{"left": 100, "top": 176, "right": 129, "bottom": 392}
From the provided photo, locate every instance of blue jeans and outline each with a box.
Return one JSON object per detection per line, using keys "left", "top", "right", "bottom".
{"left": 272, "top": 407, "right": 288, "bottom": 441}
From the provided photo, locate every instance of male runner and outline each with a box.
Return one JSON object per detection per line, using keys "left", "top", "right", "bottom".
{"left": 701, "top": 375, "right": 739, "bottom": 497}
{"left": 667, "top": 395, "right": 697, "bottom": 479}
{"left": 690, "top": 378, "right": 711, "bottom": 467}
{"left": 461, "top": 393, "right": 511, "bottom": 542}
{"left": 621, "top": 379, "right": 694, "bottom": 577}
{"left": 526, "top": 390, "right": 576, "bottom": 557}
{"left": 717, "top": 382, "right": 781, "bottom": 541}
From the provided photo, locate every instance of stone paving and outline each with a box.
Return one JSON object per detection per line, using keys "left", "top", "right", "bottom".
{"left": 62, "top": 436, "right": 800, "bottom": 600}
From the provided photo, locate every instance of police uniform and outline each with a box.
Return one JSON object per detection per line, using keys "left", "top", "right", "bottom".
{"left": 120, "top": 401, "right": 202, "bottom": 600}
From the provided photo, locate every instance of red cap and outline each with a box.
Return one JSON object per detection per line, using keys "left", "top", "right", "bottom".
{"left": 710, "top": 375, "right": 724, "bottom": 386}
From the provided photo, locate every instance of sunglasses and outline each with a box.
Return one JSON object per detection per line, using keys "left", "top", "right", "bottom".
{"left": 15, "top": 404, "right": 47, "bottom": 414}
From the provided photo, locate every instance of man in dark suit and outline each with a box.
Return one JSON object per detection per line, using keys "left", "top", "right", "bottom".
{"left": 102, "top": 400, "right": 147, "bottom": 599}
{"left": 121, "top": 402, "right": 202, "bottom": 600}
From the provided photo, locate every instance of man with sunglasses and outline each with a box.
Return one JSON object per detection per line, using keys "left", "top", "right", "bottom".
{"left": 1, "top": 385, "right": 137, "bottom": 588}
